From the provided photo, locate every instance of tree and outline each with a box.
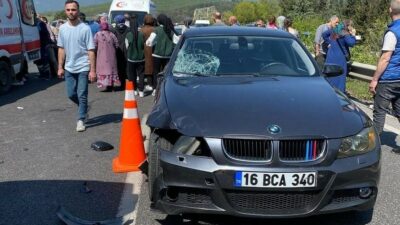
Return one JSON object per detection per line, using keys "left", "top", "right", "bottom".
{"left": 233, "top": 2, "right": 257, "bottom": 24}
{"left": 259, "top": 0, "right": 282, "bottom": 17}
{"left": 53, "top": 10, "right": 67, "bottom": 20}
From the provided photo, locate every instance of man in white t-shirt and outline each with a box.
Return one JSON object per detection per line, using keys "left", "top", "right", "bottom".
{"left": 369, "top": 0, "right": 400, "bottom": 154}
{"left": 57, "top": 0, "right": 96, "bottom": 132}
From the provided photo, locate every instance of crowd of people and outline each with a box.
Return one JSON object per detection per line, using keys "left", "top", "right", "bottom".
{"left": 22, "top": 0, "right": 400, "bottom": 138}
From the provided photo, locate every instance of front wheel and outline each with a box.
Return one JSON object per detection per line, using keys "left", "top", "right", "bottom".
{"left": 0, "top": 61, "right": 13, "bottom": 95}
{"left": 148, "top": 131, "right": 173, "bottom": 203}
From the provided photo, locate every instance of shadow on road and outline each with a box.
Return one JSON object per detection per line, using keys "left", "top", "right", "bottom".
{"left": 380, "top": 131, "right": 398, "bottom": 149}
{"left": 0, "top": 180, "right": 134, "bottom": 225}
{"left": 0, "top": 73, "right": 62, "bottom": 107}
{"left": 156, "top": 210, "right": 373, "bottom": 225}
{"left": 86, "top": 113, "right": 123, "bottom": 128}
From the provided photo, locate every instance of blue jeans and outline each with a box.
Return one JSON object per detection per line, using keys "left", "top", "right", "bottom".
{"left": 65, "top": 70, "right": 88, "bottom": 121}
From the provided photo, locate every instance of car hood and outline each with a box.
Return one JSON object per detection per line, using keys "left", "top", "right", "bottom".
{"left": 158, "top": 76, "right": 364, "bottom": 139}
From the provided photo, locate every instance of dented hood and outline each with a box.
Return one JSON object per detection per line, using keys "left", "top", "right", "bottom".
{"left": 148, "top": 76, "right": 365, "bottom": 139}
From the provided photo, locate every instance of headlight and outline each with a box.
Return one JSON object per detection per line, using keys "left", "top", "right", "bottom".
{"left": 338, "top": 126, "right": 377, "bottom": 158}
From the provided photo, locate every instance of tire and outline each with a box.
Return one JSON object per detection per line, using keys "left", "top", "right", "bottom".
{"left": 0, "top": 61, "right": 13, "bottom": 95}
{"left": 148, "top": 131, "right": 173, "bottom": 203}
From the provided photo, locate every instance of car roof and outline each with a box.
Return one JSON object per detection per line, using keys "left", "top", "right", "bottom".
{"left": 183, "top": 27, "right": 294, "bottom": 39}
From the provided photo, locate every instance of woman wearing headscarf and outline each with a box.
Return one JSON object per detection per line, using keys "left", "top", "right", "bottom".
{"left": 146, "top": 14, "right": 179, "bottom": 95}
{"left": 94, "top": 22, "right": 120, "bottom": 91}
{"left": 126, "top": 16, "right": 145, "bottom": 97}
{"left": 141, "top": 14, "right": 155, "bottom": 91}
{"left": 111, "top": 15, "right": 129, "bottom": 89}
{"left": 322, "top": 21, "right": 356, "bottom": 93}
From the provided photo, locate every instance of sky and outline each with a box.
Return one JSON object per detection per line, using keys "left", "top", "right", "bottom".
{"left": 33, "top": 0, "right": 112, "bottom": 13}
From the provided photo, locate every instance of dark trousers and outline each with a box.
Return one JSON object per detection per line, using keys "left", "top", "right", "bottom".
{"left": 151, "top": 57, "right": 170, "bottom": 89}
{"left": 116, "top": 51, "right": 127, "bottom": 89}
{"left": 315, "top": 54, "right": 326, "bottom": 71}
{"left": 127, "top": 61, "right": 145, "bottom": 91}
{"left": 373, "top": 82, "right": 400, "bottom": 134}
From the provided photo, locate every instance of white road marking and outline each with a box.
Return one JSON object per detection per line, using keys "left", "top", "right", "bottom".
{"left": 117, "top": 172, "right": 143, "bottom": 225}
{"left": 384, "top": 123, "right": 400, "bottom": 135}
{"left": 117, "top": 120, "right": 150, "bottom": 224}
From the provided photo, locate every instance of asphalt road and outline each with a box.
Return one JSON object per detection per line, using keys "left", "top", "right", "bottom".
{"left": 1, "top": 64, "right": 400, "bottom": 225}
{"left": 0, "top": 64, "right": 153, "bottom": 225}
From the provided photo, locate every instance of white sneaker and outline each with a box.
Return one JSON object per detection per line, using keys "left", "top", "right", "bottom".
{"left": 152, "top": 90, "right": 156, "bottom": 96}
{"left": 145, "top": 85, "right": 153, "bottom": 91}
{"left": 134, "top": 90, "right": 138, "bottom": 96}
{"left": 139, "top": 91, "right": 144, "bottom": 97}
{"left": 76, "top": 120, "right": 86, "bottom": 132}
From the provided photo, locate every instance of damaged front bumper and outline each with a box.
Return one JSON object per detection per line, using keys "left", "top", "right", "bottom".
{"left": 152, "top": 145, "right": 380, "bottom": 218}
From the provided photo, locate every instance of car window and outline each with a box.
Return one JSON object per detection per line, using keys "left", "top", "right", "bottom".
{"left": 172, "top": 36, "right": 316, "bottom": 77}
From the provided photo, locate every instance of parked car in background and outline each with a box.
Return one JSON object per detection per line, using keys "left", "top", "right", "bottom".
{"left": 146, "top": 27, "right": 381, "bottom": 220}
{"left": 193, "top": 19, "right": 210, "bottom": 27}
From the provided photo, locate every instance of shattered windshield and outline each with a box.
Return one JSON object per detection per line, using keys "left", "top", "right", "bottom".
{"left": 172, "top": 36, "right": 316, "bottom": 77}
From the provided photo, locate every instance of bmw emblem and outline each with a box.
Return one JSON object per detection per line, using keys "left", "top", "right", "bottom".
{"left": 268, "top": 125, "right": 281, "bottom": 134}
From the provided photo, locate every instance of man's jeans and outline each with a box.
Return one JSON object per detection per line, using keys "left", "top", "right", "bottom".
{"left": 65, "top": 70, "right": 88, "bottom": 121}
{"left": 373, "top": 82, "right": 400, "bottom": 134}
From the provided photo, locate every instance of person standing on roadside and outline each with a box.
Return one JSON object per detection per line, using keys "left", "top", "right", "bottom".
{"left": 40, "top": 16, "right": 58, "bottom": 78}
{"left": 283, "top": 17, "right": 299, "bottom": 38}
{"left": 110, "top": 15, "right": 129, "bottom": 89}
{"left": 266, "top": 16, "right": 278, "bottom": 29}
{"left": 212, "top": 12, "right": 226, "bottom": 26}
{"left": 141, "top": 15, "right": 155, "bottom": 91}
{"left": 255, "top": 19, "right": 265, "bottom": 28}
{"left": 57, "top": 0, "right": 96, "bottom": 132}
{"left": 314, "top": 15, "right": 340, "bottom": 70}
{"left": 146, "top": 14, "right": 179, "bottom": 95}
{"left": 229, "top": 16, "right": 240, "bottom": 26}
{"left": 322, "top": 22, "right": 356, "bottom": 93}
{"left": 94, "top": 22, "right": 120, "bottom": 91}
{"left": 370, "top": 0, "right": 400, "bottom": 152}
{"left": 126, "top": 16, "right": 145, "bottom": 97}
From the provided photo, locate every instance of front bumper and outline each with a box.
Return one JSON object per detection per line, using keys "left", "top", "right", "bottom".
{"left": 153, "top": 146, "right": 380, "bottom": 218}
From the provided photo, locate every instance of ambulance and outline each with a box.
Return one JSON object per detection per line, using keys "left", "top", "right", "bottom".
{"left": 0, "top": 0, "right": 40, "bottom": 94}
{"left": 108, "top": 0, "right": 157, "bottom": 26}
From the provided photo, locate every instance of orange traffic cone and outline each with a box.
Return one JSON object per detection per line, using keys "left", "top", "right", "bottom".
{"left": 112, "top": 81, "right": 146, "bottom": 173}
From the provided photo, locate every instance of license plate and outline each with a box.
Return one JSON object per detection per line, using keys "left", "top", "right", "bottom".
{"left": 234, "top": 172, "right": 317, "bottom": 188}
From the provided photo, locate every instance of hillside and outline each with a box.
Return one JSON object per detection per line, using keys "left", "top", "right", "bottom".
{"left": 44, "top": 0, "right": 236, "bottom": 22}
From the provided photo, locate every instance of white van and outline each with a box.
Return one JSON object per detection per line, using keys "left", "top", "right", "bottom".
{"left": 0, "top": 0, "right": 40, "bottom": 94}
{"left": 108, "top": 0, "right": 157, "bottom": 26}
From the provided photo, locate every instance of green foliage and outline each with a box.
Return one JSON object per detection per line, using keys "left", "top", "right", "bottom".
{"left": 52, "top": 10, "right": 67, "bottom": 20}
{"left": 280, "top": 0, "right": 314, "bottom": 17}
{"left": 229, "top": 0, "right": 281, "bottom": 24}
{"left": 233, "top": 2, "right": 258, "bottom": 24}
{"left": 346, "top": 77, "right": 373, "bottom": 102}
{"left": 259, "top": 0, "right": 282, "bottom": 17}
{"left": 292, "top": 16, "right": 324, "bottom": 52}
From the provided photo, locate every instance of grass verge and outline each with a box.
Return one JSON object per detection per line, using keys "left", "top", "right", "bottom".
{"left": 346, "top": 77, "right": 373, "bottom": 103}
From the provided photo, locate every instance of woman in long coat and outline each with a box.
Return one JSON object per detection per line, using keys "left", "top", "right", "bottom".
{"left": 140, "top": 14, "right": 155, "bottom": 90}
{"left": 94, "top": 22, "right": 120, "bottom": 91}
{"left": 322, "top": 22, "right": 356, "bottom": 93}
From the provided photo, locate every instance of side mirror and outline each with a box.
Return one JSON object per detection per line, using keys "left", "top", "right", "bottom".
{"left": 323, "top": 64, "right": 343, "bottom": 77}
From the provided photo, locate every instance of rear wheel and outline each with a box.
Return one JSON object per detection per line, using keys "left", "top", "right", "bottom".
{"left": 148, "top": 131, "right": 173, "bottom": 203}
{"left": 0, "top": 61, "right": 13, "bottom": 95}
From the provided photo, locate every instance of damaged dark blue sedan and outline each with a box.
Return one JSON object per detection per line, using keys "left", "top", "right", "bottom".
{"left": 146, "top": 27, "right": 381, "bottom": 219}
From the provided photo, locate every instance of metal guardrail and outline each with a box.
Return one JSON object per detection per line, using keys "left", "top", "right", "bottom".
{"left": 348, "top": 62, "right": 376, "bottom": 82}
